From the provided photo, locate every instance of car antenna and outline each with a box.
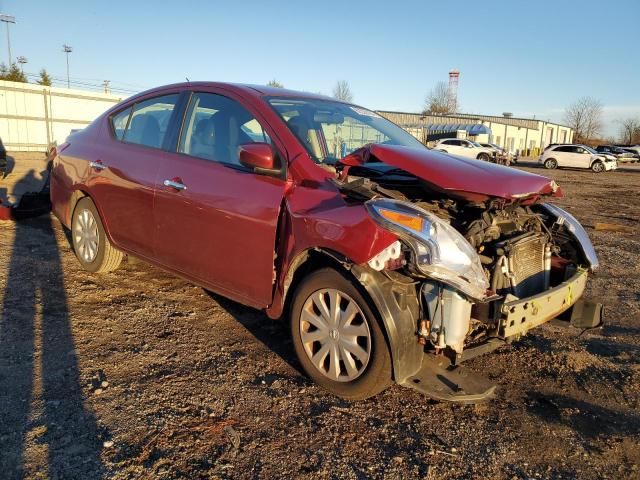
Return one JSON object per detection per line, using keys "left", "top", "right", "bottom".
{"left": 185, "top": 77, "right": 190, "bottom": 85}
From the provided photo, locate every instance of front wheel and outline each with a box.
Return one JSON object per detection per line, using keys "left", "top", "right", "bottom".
{"left": 71, "top": 197, "right": 123, "bottom": 273}
{"left": 290, "top": 268, "right": 392, "bottom": 400}
{"left": 477, "top": 153, "right": 490, "bottom": 161}
{"left": 591, "top": 161, "right": 605, "bottom": 173}
{"left": 544, "top": 158, "right": 558, "bottom": 169}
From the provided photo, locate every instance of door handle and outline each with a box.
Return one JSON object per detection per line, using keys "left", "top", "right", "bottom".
{"left": 89, "top": 160, "right": 106, "bottom": 171}
{"left": 163, "top": 179, "right": 187, "bottom": 191}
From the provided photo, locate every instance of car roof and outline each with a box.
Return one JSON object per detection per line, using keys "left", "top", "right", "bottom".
{"left": 127, "top": 82, "right": 340, "bottom": 104}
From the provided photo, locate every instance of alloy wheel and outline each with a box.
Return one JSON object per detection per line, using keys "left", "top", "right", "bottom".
{"left": 299, "top": 289, "right": 372, "bottom": 382}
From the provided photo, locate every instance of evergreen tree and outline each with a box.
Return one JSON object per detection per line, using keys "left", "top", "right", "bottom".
{"left": 37, "top": 69, "right": 52, "bottom": 86}
{"left": 2, "top": 63, "right": 28, "bottom": 82}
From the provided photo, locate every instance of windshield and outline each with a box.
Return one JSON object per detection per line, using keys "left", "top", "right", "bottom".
{"left": 267, "top": 97, "right": 424, "bottom": 164}
{"left": 583, "top": 146, "right": 597, "bottom": 154}
{"left": 470, "top": 141, "right": 483, "bottom": 147}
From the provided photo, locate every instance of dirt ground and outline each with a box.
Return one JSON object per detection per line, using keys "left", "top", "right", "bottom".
{"left": 0, "top": 162, "right": 639, "bottom": 479}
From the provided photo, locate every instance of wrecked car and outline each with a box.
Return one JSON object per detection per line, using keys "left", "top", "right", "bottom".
{"left": 50, "top": 83, "right": 602, "bottom": 402}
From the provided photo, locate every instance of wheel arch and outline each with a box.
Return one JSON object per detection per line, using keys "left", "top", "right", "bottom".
{"left": 68, "top": 189, "right": 119, "bottom": 249}
{"left": 278, "top": 247, "right": 422, "bottom": 383}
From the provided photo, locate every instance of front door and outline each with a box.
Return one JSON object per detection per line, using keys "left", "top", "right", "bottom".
{"left": 153, "top": 91, "right": 287, "bottom": 308}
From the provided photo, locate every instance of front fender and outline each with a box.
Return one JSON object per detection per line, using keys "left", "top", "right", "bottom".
{"left": 350, "top": 265, "right": 423, "bottom": 383}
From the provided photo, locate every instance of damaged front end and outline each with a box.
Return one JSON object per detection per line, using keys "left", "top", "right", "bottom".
{"left": 334, "top": 145, "right": 603, "bottom": 402}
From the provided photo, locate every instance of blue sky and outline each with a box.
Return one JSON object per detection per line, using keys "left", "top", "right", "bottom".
{"left": 1, "top": 0, "right": 638, "bottom": 135}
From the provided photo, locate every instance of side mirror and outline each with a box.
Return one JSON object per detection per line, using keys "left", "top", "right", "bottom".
{"left": 238, "top": 143, "right": 280, "bottom": 175}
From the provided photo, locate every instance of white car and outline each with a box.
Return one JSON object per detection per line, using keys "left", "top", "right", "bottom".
{"left": 539, "top": 144, "right": 617, "bottom": 173}
{"left": 433, "top": 139, "right": 495, "bottom": 161}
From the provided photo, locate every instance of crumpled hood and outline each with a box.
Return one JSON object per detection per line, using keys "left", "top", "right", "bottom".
{"left": 340, "top": 144, "right": 562, "bottom": 202}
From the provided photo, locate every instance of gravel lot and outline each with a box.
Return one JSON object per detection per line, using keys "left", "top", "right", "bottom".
{"left": 1, "top": 163, "right": 639, "bottom": 479}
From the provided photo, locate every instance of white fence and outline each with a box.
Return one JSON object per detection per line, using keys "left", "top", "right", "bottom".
{"left": 0, "top": 80, "right": 127, "bottom": 152}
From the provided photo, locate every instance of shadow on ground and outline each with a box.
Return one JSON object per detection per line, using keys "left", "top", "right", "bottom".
{"left": 526, "top": 391, "right": 640, "bottom": 444}
{"left": 204, "top": 290, "right": 304, "bottom": 378}
{"left": 0, "top": 182, "right": 106, "bottom": 479}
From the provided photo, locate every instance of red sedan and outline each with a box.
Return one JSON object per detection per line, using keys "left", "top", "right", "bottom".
{"left": 51, "top": 83, "right": 601, "bottom": 402}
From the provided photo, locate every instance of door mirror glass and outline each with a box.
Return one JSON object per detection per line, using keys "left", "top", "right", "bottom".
{"left": 238, "top": 143, "right": 277, "bottom": 172}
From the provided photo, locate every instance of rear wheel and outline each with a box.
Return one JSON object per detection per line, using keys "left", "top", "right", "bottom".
{"left": 71, "top": 197, "right": 123, "bottom": 273}
{"left": 591, "top": 160, "right": 605, "bottom": 173}
{"left": 290, "top": 268, "right": 392, "bottom": 400}
{"left": 544, "top": 158, "right": 558, "bottom": 169}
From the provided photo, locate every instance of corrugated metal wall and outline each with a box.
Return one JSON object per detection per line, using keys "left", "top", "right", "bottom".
{"left": 0, "top": 80, "right": 125, "bottom": 151}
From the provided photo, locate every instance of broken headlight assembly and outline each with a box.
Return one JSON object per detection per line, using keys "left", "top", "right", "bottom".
{"left": 366, "top": 198, "right": 489, "bottom": 300}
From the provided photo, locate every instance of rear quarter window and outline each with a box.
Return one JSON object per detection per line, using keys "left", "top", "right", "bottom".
{"left": 111, "top": 107, "right": 132, "bottom": 140}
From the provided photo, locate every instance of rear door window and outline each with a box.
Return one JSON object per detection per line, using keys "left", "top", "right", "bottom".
{"left": 122, "top": 94, "right": 179, "bottom": 149}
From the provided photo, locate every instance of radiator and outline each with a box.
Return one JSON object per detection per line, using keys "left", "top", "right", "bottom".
{"left": 507, "top": 233, "right": 549, "bottom": 298}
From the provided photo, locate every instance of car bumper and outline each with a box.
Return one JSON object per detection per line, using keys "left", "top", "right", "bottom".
{"left": 605, "top": 161, "right": 617, "bottom": 171}
{"left": 498, "top": 269, "right": 588, "bottom": 338}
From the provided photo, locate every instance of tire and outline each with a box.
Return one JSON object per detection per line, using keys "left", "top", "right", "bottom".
{"left": 591, "top": 161, "right": 605, "bottom": 173}
{"left": 290, "top": 268, "right": 392, "bottom": 400}
{"left": 71, "top": 197, "right": 123, "bottom": 273}
{"left": 477, "top": 153, "right": 490, "bottom": 161}
{"left": 544, "top": 158, "right": 558, "bottom": 169}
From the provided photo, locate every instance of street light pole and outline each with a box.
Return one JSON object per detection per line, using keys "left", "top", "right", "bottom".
{"left": 63, "top": 44, "right": 72, "bottom": 88}
{"left": 0, "top": 13, "right": 16, "bottom": 65}
{"left": 17, "top": 55, "right": 27, "bottom": 73}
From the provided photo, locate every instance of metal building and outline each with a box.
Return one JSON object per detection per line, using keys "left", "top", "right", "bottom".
{"left": 377, "top": 110, "right": 574, "bottom": 157}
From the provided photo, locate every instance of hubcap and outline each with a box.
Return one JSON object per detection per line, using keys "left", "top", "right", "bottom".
{"left": 74, "top": 208, "right": 99, "bottom": 263}
{"left": 299, "top": 289, "right": 371, "bottom": 382}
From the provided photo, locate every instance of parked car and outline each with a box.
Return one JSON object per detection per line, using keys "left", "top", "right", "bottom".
{"left": 50, "top": 82, "right": 603, "bottom": 402}
{"left": 540, "top": 144, "right": 617, "bottom": 172}
{"left": 432, "top": 138, "right": 495, "bottom": 161}
{"left": 620, "top": 145, "right": 640, "bottom": 156}
{"left": 595, "top": 145, "right": 636, "bottom": 163}
{"left": 479, "top": 142, "right": 516, "bottom": 165}
{"left": 617, "top": 147, "right": 640, "bottom": 162}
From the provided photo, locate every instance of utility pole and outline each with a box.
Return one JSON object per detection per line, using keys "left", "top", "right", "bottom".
{"left": 102, "top": 79, "right": 110, "bottom": 94}
{"left": 0, "top": 13, "right": 16, "bottom": 65}
{"left": 63, "top": 44, "right": 72, "bottom": 88}
{"left": 17, "top": 55, "right": 27, "bottom": 73}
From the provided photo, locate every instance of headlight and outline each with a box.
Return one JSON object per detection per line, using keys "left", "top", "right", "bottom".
{"left": 540, "top": 203, "right": 599, "bottom": 271}
{"left": 366, "top": 198, "right": 489, "bottom": 300}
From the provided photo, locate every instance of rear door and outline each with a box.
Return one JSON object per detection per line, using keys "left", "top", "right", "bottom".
{"left": 552, "top": 146, "right": 572, "bottom": 167}
{"left": 90, "top": 93, "right": 181, "bottom": 257}
{"left": 153, "top": 91, "right": 287, "bottom": 307}
{"left": 573, "top": 146, "right": 592, "bottom": 168}
{"left": 441, "top": 139, "right": 464, "bottom": 156}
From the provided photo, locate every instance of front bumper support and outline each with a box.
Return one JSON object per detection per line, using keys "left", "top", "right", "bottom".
{"left": 499, "top": 269, "right": 588, "bottom": 338}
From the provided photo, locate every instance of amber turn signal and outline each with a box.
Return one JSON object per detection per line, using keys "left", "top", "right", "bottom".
{"left": 377, "top": 208, "right": 424, "bottom": 233}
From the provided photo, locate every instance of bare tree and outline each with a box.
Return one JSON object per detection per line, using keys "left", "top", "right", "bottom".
{"left": 333, "top": 80, "right": 354, "bottom": 102}
{"left": 564, "top": 97, "right": 603, "bottom": 143}
{"left": 267, "top": 79, "right": 284, "bottom": 88}
{"left": 619, "top": 117, "right": 640, "bottom": 144}
{"left": 423, "top": 81, "right": 455, "bottom": 115}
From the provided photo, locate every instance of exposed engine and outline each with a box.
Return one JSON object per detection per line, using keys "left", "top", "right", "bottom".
{"left": 451, "top": 203, "right": 552, "bottom": 299}
{"left": 335, "top": 169, "right": 577, "bottom": 301}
